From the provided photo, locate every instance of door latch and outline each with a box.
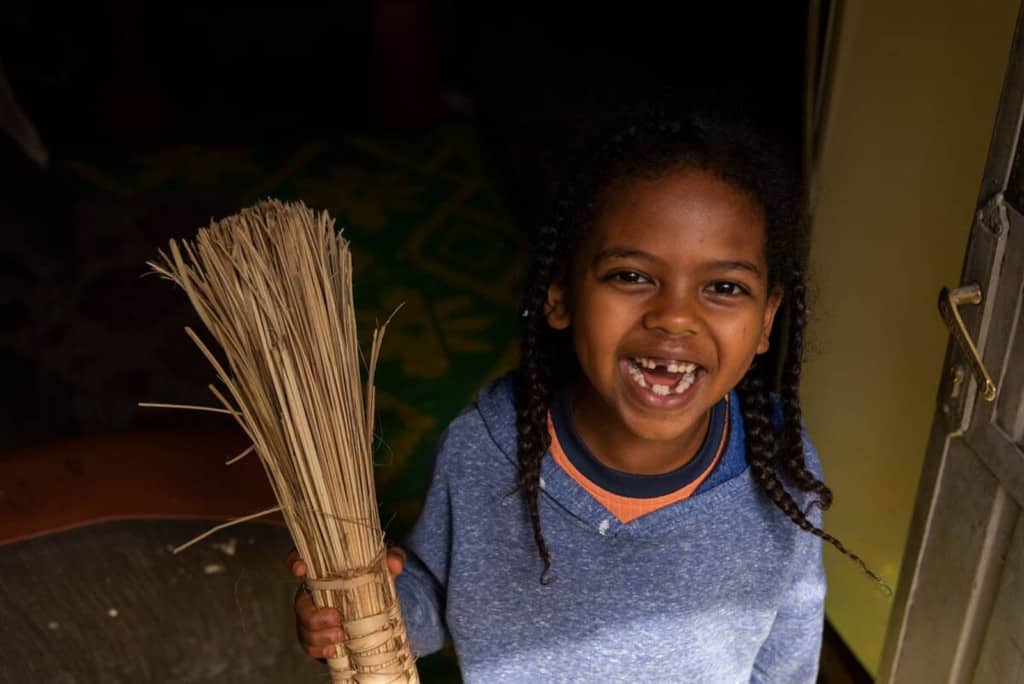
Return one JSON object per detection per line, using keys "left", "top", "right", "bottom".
{"left": 938, "top": 284, "right": 997, "bottom": 433}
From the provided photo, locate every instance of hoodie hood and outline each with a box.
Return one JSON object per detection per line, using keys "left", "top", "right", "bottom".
{"left": 475, "top": 373, "right": 521, "bottom": 462}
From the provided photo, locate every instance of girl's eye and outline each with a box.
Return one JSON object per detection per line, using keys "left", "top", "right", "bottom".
{"left": 604, "top": 270, "right": 652, "bottom": 285}
{"left": 706, "top": 281, "right": 748, "bottom": 297}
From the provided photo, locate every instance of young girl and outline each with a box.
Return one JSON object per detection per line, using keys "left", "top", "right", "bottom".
{"left": 291, "top": 110, "right": 871, "bottom": 682}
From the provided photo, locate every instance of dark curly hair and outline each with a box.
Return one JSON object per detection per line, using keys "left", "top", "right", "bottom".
{"left": 514, "top": 108, "right": 883, "bottom": 587}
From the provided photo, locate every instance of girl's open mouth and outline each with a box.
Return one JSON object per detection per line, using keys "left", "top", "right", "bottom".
{"left": 622, "top": 356, "right": 704, "bottom": 402}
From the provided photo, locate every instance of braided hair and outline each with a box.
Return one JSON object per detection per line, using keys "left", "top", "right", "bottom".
{"left": 515, "top": 109, "right": 884, "bottom": 586}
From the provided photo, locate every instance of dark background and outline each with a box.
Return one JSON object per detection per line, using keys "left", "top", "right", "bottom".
{"left": 0, "top": 1, "right": 808, "bottom": 449}
{"left": 0, "top": 4, "right": 876, "bottom": 684}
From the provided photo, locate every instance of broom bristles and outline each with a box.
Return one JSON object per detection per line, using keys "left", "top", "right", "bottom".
{"left": 150, "top": 199, "right": 417, "bottom": 683}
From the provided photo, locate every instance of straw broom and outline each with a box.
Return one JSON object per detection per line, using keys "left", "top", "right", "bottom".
{"left": 145, "top": 199, "right": 418, "bottom": 683}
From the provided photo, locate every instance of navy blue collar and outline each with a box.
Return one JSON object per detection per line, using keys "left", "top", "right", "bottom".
{"left": 550, "top": 388, "right": 728, "bottom": 499}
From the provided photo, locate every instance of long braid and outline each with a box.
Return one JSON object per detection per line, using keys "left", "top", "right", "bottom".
{"left": 741, "top": 290, "right": 888, "bottom": 590}
{"left": 514, "top": 220, "right": 562, "bottom": 584}
{"left": 512, "top": 128, "right": 616, "bottom": 583}
{"left": 776, "top": 272, "right": 833, "bottom": 512}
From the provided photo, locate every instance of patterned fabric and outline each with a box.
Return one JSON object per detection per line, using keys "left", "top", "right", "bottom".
{"left": 1, "top": 126, "right": 521, "bottom": 520}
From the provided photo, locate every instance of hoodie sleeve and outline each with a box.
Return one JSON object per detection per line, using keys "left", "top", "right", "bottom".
{"left": 750, "top": 433, "right": 827, "bottom": 684}
{"left": 394, "top": 426, "right": 457, "bottom": 656}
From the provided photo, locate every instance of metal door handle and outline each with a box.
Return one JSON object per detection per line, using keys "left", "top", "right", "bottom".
{"left": 938, "top": 283, "right": 997, "bottom": 401}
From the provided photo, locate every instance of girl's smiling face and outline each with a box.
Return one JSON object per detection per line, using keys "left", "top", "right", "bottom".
{"left": 546, "top": 167, "right": 782, "bottom": 473}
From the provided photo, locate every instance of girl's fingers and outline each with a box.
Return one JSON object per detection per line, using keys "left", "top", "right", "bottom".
{"left": 287, "top": 548, "right": 307, "bottom": 577}
{"left": 294, "top": 588, "right": 342, "bottom": 629}
{"left": 300, "top": 624, "right": 345, "bottom": 649}
{"left": 386, "top": 546, "right": 406, "bottom": 577}
{"left": 308, "top": 606, "right": 342, "bottom": 630}
{"left": 309, "top": 643, "right": 340, "bottom": 659}
{"left": 295, "top": 588, "right": 344, "bottom": 660}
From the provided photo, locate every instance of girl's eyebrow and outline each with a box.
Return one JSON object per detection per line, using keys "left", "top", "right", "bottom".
{"left": 713, "top": 260, "right": 763, "bottom": 277}
{"left": 591, "top": 247, "right": 660, "bottom": 267}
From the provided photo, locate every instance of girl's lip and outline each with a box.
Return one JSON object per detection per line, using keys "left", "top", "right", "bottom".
{"left": 617, "top": 358, "right": 704, "bottom": 409}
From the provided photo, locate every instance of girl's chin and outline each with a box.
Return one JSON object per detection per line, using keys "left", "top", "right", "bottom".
{"left": 618, "top": 418, "right": 699, "bottom": 444}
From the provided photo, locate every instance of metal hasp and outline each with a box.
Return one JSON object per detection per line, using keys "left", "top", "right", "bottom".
{"left": 938, "top": 283, "right": 998, "bottom": 402}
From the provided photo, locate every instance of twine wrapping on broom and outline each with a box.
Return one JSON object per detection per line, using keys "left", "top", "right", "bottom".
{"left": 306, "top": 547, "right": 413, "bottom": 683}
{"left": 146, "top": 199, "right": 418, "bottom": 683}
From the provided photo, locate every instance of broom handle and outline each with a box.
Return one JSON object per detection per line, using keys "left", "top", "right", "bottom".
{"left": 382, "top": 567, "right": 420, "bottom": 683}
{"left": 309, "top": 559, "right": 419, "bottom": 683}
{"left": 326, "top": 653, "right": 357, "bottom": 684}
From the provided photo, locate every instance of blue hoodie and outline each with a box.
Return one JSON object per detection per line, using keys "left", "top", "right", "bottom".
{"left": 395, "top": 376, "right": 825, "bottom": 683}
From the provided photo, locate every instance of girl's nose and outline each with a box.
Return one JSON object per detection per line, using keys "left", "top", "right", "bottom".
{"left": 642, "top": 290, "right": 700, "bottom": 336}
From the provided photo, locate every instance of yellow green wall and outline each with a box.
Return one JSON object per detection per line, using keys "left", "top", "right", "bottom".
{"left": 802, "top": 0, "right": 1019, "bottom": 676}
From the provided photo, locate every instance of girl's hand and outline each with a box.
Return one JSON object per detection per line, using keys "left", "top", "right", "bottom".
{"left": 288, "top": 547, "right": 407, "bottom": 659}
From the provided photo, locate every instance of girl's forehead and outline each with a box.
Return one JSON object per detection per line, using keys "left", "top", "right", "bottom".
{"left": 589, "top": 169, "right": 767, "bottom": 251}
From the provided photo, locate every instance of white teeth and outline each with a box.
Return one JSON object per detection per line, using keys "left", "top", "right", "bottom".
{"left": 672, "top": 374, "right": 695, "bottom": 393}
{"left": 627, "top": 357, "right": 700, "bottom": 396}
{"left": 632, "top": 357, "right": 697, "bottom": 376}
{"left": 626, "top": 361, "right": 649, "bottom": 388}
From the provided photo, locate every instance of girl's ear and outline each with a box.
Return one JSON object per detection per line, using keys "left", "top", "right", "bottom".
{"left": 757, "top": 288, "right": 783, "bottom": 354}
{"left": 546, "top": 281, "right": 571, "bottom": 330}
